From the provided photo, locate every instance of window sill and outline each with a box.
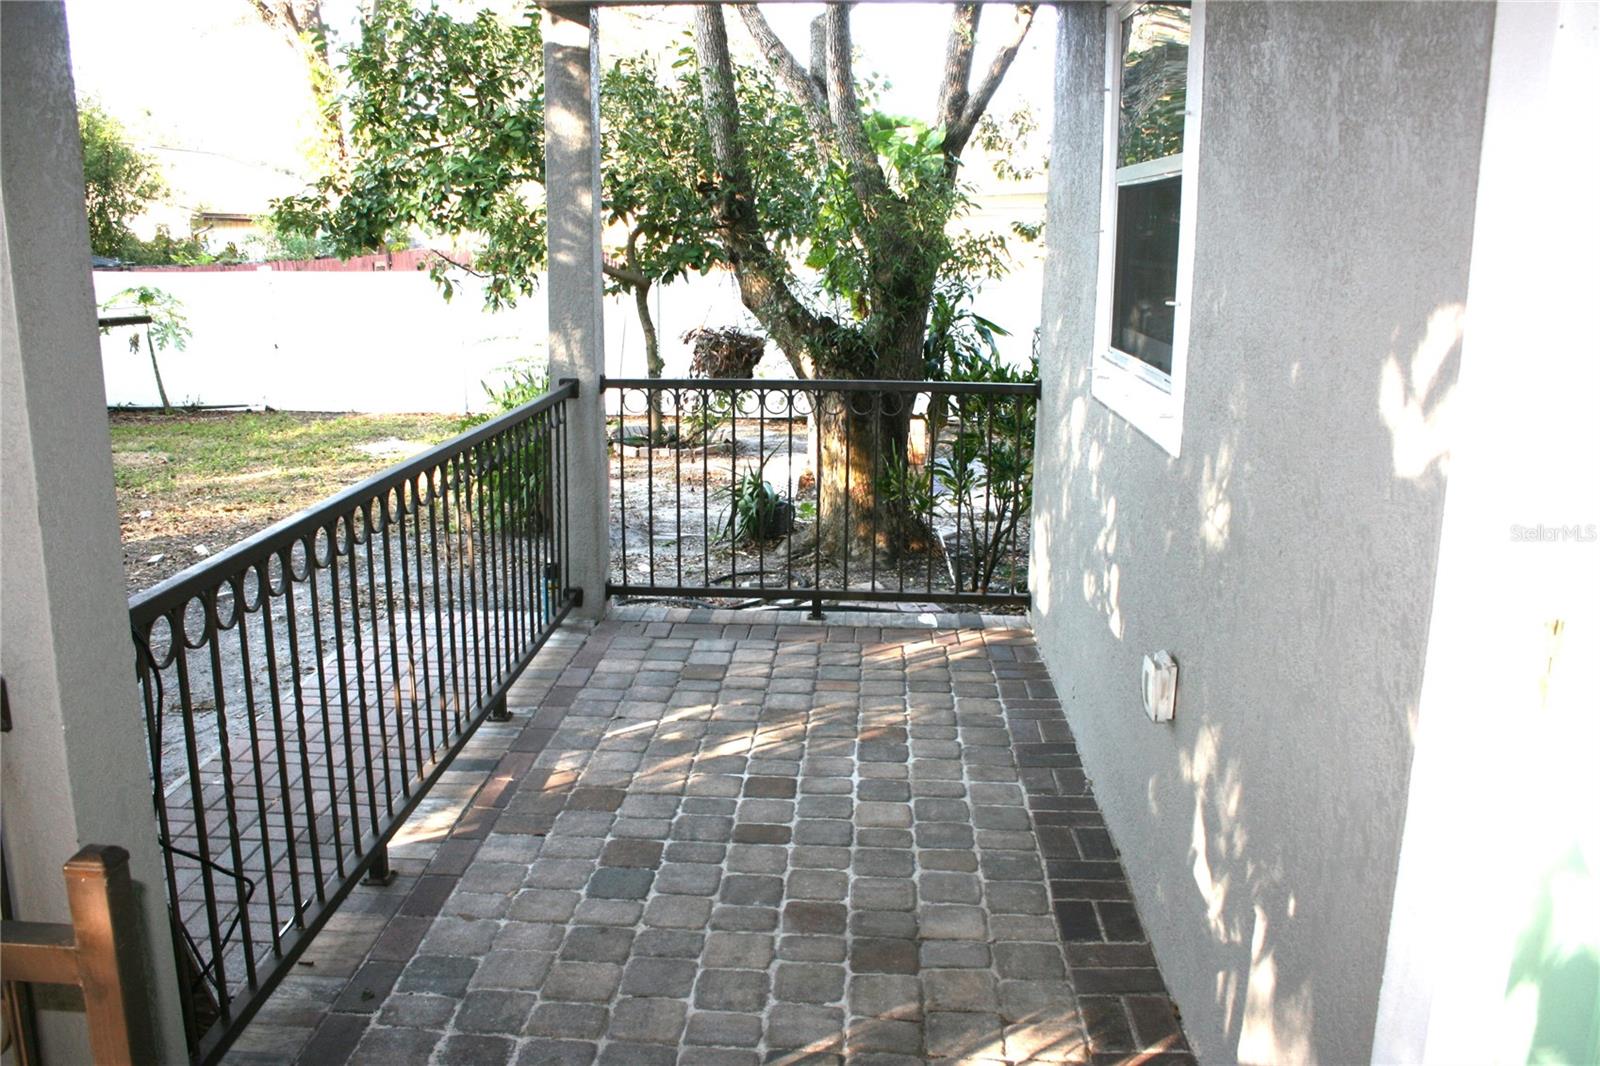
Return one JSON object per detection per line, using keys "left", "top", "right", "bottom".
{"left": 1091, "top": 353, "right": 1184, "bottom": 457}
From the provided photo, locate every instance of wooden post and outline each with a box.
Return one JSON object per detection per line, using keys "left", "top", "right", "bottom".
{"left": 0, "top": 846, "right": 156, "bottom": 1065}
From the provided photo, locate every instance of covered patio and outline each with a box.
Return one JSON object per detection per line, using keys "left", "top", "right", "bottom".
{"left": 224, "top": 606, "right": 1189, "bottom": 1065}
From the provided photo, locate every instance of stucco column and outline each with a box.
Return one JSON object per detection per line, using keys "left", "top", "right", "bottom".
{"left": 0, "top": 3, "right": 188, "bottom": 1061}
{"left": 543, "top": 4, "right": 608, "bottom": 620}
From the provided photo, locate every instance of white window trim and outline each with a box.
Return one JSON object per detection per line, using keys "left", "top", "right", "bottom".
{"left": 1091, "top": 0, "right": 1206, "bottom": 459}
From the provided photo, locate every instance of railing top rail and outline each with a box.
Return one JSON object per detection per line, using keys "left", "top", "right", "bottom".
{"left": 602, "top": 376, "right": 1040, "bottom": 397}
{"left": 128, "top": 377, "right": 578, "bottom": 625}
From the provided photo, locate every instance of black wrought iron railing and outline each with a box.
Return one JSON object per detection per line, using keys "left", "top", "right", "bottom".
{"left": 604, "top": 377, "right": 1038, "bottom": 612}
{"left": 128, "top": 379, "right": 578, "bottom": 1063}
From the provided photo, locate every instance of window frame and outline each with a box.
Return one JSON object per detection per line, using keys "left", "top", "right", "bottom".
{"left": 1091, "top": 0, "right": 1206, "bottom": 458}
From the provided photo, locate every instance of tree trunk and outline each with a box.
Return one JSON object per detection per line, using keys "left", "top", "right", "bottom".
{"left": 145, "top": 330, "right": 172, "bottom": 411}
{"left": 811, "top": 386, "right": 931, "bottom": 576}
{"left": 632, "top": 279, "right": 665, "bottom": 441}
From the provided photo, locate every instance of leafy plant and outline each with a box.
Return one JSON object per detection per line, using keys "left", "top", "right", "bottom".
{"left": 937, "top": 339, "right": 1037, "bottom": 594}
{"left": 79, "top": 101, "right": 165, "bottom": 260}
{"left": 100, "top": 286, "right": 191, "bottom": 411}
{"left": 717, "top": 449, "right": 792, "bottom": 546}
{"left": 454, "top": 358, "right": 555, "bottom": 539}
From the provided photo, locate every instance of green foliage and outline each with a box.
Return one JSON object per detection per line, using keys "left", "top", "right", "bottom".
{"left": 245, "top": 213, "right": 336, "bottom": 262}
{"left": 889, "top": 293, "right": 1037, "bottom": 591}
{"left": 457, "top": 358, "right": 556, "bottom": 534}
{"left": 939, "top": 331, "right": 1036, "bottom": 592}
{"left": 718, "top": 450, "right": 791, "bottom": 546}
{"left": 976, "top": 105, "right": 1044, "bottom": 182}
{"left": 922, "top": 279, "right": 1009, "bottom": 380}
{"left": 78, "top": 101, "right": 165, "bottom": 260}
{"left": 461, "top": 358, "right": 550, "bottom": 430}
{"left": 100, "top": 286, "right": 191, "bottom": 410}
{"left": 272, "top": 7, "right": 814, "bottom": 316}
{"left": 273, "top": 0, "right": 548, "bottom": 306}
{"left": 807, "top": 111, "right": 975, "bottom": 319}
{"left": 102, "top": 286, "right": 191, "bottom": 353}
{"left": 118, "top": 226, "right": 226, "bottom": 266}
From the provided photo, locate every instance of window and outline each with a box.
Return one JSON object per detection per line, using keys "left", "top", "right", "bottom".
{"left": 1093, "top": 0, "right": 1205, "bottom": 457}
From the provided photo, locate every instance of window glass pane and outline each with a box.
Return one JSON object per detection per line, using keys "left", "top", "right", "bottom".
{"left": 1119, "top": 3, "right": 1190, "bottom": 167}
{"left": 1111, "top": 175, "right": 1181, "bottom": 375}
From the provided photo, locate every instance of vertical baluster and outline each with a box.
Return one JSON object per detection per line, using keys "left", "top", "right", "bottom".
{"left": 443, "top": 455, "right": 465, "bottom": 740}
{"left": 510, "top": 419, "right": 528, "bottom": 655}
{"left": 812, "top": 387, "right": 823, "bottom": 608}
{"left": 406, "top": 477, "right": 432, "bottom": 772}
{"left": 232, "top": 590, "right": 280, "bottom": 959}
{"left": 899, "top": 392, "right": 911, "bottom": 597}
{"left": 529, "top": 416, "right": 546, "bottom": 635}
{"left": 303, "top": 551, "right": 349, "bottom": 879}
{"left": 560, "top": 398, "right": 571, "bottom": 605}
{"left": 384, "top": 489, "right": 415, "bottom": 795}
{"left": 479, "top": 438, "right": 501, "bottom": 689}
{"left": 279, "top": 565, "right": 328, "bottom": 899}
{"left": 531, "top": 416, "right": 544, "bottom": 640}
{"left": 255, "top": 567, "right": 306, "bottom": 927}
{"left": 843, "top": 390, "right": 853, "bottom": 591}
{"left": 170, "top": 630, "right": 230, "bottom": 1007}
{"left": 702, "top": 386, "right": 711, "bottom": 588}
{"left": 324, "top": 523, "right": 365, "bottom": 858}
{"left": 785, "top": 390, "right": 795, "bottom": 592}
{"left": 476, "top": 442, "right": 495, "bottom": 712}
{"left": 1012, "top": 392, "right": 1029, "bottom": 593}
{"left": 730, "top": 385, "right": 739, "bottom": 585}
{"left": 489, "top": 428, "right": 508, "bottom": 675}
{"left": 432, "top": 466, "right": 457, "bottom": 756}
{"left": 342, "top": 512, "right": 379, "bottom": 840}
{"left": 953, "top": 396, "right": 965, "bottom": 594}
{"left": 617, "top": 391, "right": 628, "bottom": 589}
{"left": 197, "top": 623, "right": 257, "bottom": 994}
{"left": 926, "top": 392, "right": 941, "bottom": 598}
{"left": 869, "top": 391, "right": 880, "bottom": 594}
{"left": 362, "top": 501, "right": 394, "bottom": 819}
{"left": 505, "top": 422, "right": 524, "bottom": 659}
{"left": 646, "top": 389, "right": 656, "bottom": 589}
{"left": 465, "top": 447, "right": 487, "bottom": 721}
{"left": 136, "top": 633, "right": 189, "bottom": 984}
{"left": 983, "top": 394, "right": 996, "bottom": 596}
{"left": 675, "top": 390, "right": 683, "bottom": 589}
{"left": 758, "top": 388, "right": 767, "bottom": 590}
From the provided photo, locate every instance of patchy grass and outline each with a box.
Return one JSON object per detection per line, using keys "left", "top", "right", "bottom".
{"left": 112, "top": 410, "right": 463, "bottom": 594}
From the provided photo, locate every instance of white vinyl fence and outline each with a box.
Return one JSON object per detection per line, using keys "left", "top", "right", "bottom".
{"left": 94, "top": 259, "right": 1043, "bottom": 413}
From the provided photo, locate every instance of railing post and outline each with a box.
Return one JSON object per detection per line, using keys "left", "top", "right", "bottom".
{"left": 361, "top": 844, "right": 397, "bottom": 888}
{"left": 1, "top": 845, "right": 158, "bottom": 1065}
{"left": 544, "top": 4, "right": 609, "bottom": 620}
{"left": 63, "top": 846, "right": 156, "bottom": 1065}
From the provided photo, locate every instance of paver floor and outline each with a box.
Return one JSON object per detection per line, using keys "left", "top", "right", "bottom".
{"left": 225, "top": 606, "right": 1192, "bottom": 1065}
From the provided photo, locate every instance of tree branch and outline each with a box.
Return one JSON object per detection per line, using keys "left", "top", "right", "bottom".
{"left": 692, "top": 5, "right": 826, "bottom": 378}
{"left": 601, "top": 255, "right": 648, "bottom": 289}
{"left": 822, "top": 6, "right": 891, "bottom": 211}
{"left": 733, "top": 5, "right": 834, "bottom": 162}
{"left": 948, "top": 4, "right": 1036, "bottom": 156}
{"left": 935, "top": 5, "right": 980, "bottom": 137}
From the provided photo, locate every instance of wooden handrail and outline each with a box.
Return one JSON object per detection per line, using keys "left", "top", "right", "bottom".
{"left": 1, "top": 845, "right": 155, "bottom": 1065}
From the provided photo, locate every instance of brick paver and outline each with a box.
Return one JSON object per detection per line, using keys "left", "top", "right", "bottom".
{"left": 226, "top": 606, "right": 1192, "bottom": 1064}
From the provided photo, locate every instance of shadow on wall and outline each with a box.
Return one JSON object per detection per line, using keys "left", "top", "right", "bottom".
{"left": 1505, "top": 849, "right": 1600, "bottom": 1065}
{"left": 1030, "top": 297, "right": 1465, "bottom": 1062}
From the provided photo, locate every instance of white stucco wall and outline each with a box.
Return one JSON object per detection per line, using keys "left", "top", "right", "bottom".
{"left": 1373, "top": 3, "right": 1600, "bottom": 1062}
{"left": 1030, "top": 3, "right": 1494, "bottom": 1061}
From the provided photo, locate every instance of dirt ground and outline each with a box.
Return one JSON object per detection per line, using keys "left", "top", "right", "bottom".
{"left": 608, "top": 419, "right": 1030, "bottom": 607}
